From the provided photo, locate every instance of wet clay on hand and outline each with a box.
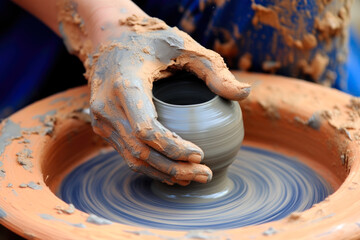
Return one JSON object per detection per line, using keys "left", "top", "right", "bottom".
{"left": 71, "top": 13, "right": 250, "bottom": 184}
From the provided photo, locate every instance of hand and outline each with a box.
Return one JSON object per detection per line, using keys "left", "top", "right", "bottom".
{"left": 87, "top": 15, "right": 250, "bottom": 185}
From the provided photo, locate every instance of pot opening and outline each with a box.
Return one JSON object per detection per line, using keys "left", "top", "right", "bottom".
{"left": 153, "top": 71, "right": 216, "bottom": 105}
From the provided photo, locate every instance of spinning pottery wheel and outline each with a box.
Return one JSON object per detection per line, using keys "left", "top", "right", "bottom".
{"left": 0, "top": 72, "right": 360, "bottom": 239}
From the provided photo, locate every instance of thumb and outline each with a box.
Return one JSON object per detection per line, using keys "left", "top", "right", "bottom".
{"left": 177, "top": 48, "right": 251, "bottom": 101}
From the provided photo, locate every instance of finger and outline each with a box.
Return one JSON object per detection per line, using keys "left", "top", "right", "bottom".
{"left": 174, "top": 30, "right": 251, "bottom": 101}
{"left": 179, "top": 51, "right": 251, "bottom": 101}
{"left": 110, "top": 121, "right": 211, "bottom": 184}
{"left": 110, "top": 103, "right": 151, "bottom": 161}
{"left": 130, "top": 162, "right": 191, "bottom": 186}
{"left": 105, "top": 105, "right": 199, "bottom": 185}
{"left": 139, "top": 119, "right": 204, "bottom": 163}
{"left": 147, "top": 149, "right": 213, "bottom": 183}
{"left": 104, "top": 127, "right": 190, "bottom": 186}
{"left": 115, "top": 77, "right": 204, "bottom": 163}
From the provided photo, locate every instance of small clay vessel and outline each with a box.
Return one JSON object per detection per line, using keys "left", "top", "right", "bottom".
{"left": 151, "top": 72, "right": 244, "bottom": 203}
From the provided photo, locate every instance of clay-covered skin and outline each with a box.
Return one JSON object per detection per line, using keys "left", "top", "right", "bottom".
{"left": 55, "top": 0, "right": 251, "bottom": 185}
{"left": 85, "top": 16, "right": 250, "bottom": 184}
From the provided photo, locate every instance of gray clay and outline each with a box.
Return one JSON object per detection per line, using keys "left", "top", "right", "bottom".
{"left": 151, "top": 73, "right": 244, "bottom": 203}
{"left": 86, "top": 214, "right": 113, "bottom": 225}
{"left": 0, "top": 207, "right": 6, "bottom": 218}
{"left": 27, "top": 181, "right": 42, "bottom": 190}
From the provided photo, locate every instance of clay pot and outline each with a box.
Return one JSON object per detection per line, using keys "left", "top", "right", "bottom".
{"left": 0, "top": 72, "right": 359, "bottom": 239}
{"left": 151, "top": 73, "right": 244, "bottom": 202}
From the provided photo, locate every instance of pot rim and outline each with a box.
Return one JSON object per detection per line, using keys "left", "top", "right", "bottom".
{"left": 152, "top": 93, "right": 220, "bottom": 108}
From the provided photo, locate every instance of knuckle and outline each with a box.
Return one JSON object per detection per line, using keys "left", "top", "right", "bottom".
{"left": 126, "top": 160, "right": 139, "bottom": 171}
{"left": 134, "top": 124, "right": 154, "bottom": 141}
{"left": 129, "top": 147, "right": 141, "bottom": 159}
{"left": 169, "top": 165, "right": 178, "bottom": 177}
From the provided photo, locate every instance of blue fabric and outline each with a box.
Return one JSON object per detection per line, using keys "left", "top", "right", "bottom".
{"left": 0, "top": 3, "right": 61, "bottom": 118}
{"left": 137, "top": 0, "right": 359, "bottom": 95}
{"left": 344, "top": 28, "right": 360, "bottom": 96}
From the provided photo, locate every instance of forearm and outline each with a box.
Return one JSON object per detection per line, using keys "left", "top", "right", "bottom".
{"left": 12, "top": 0, "right": 148, "bottom": 56}
{"left": 12, "top": 0, "right": 60, "bottom": 35}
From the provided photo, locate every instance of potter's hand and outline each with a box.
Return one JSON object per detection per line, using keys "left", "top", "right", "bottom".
{"left": 87, "top": 15, "right": 250, "bottom": 185}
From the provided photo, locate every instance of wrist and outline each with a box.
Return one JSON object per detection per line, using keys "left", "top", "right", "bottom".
{"left": 78, "top": 0, "right": 148, "bottom": 47}
{"left": 56, "top": 0, "right": 148, "bottom": 62}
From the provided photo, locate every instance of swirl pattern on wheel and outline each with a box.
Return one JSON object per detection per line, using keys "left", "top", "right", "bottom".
{"left": 58, "top": 146, "right": 333, "bottom": 230}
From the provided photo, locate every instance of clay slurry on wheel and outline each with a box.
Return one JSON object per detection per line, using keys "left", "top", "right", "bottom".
{"left": 58, "top": 146, "right": 333, "bottom": 230}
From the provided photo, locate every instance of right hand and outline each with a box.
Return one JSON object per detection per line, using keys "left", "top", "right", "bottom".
{"left": 86, "top": 16, "right": 250, "bottom": 186}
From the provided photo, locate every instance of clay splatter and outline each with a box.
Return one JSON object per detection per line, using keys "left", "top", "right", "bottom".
{"left": 125, "top": 230, "right": 155, "bottom": 236}
{"left": 0, "top": 207, "right": 6, "bottom": 218}
{"left": 33, "top": 110, "right": 57, "bottom": 123}
{"left": 67, "top": 108, "right": 91, "bottom": 123}
{"left": 262, "top": 227, "right": 278, "bottom": 236}
{"left": 307, "top": 112, "right": 323, "bottom": 130}
{"left": 33, "top": 110, "right": 57, "bottom": 136}
{"left": 59, "top": 146, "right": 332, "bottom": 230}
{"left": 0, "top": 120, "right": 22, "bottom": 156}
{"left": 27, "top": 181, "right": 42, "bottom": 190}
{"left": 55, "top": 203, "right": 75, "bottom": 215}
{"left": 86, "top": 214, "right": 112, "bottom": 225}
{"left": 0, "top": 169, "right": 5, "bottom": 178}
{"left": 18, "top": 139, "right": 30, "bottom": 144}
{"left": 258, "top": 100, "right": 280, "bottom": 120}
{"left": 310, "top": 213, "right": 335, "bottom": 224}
{"left": 184, "top": 230, "right": 220, "bottom": 239}
{"left": 16, "top": 148, "right": 34, "bottom": 171}
{"left": 294, "top": 112, "right": 322, "bottom": 130}
{"left": 39, "top": 214, "right": 86, "bottom": 228}
{"left": 19, "top": 182, "right": 42, "bottom": 190}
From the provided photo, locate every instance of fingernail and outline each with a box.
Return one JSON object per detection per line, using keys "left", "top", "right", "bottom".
{"left": 188, "top": 153, "right": 202, "bottom": 163}
{"left": 193, "top": 174, "right": 209, "bottom": 183}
